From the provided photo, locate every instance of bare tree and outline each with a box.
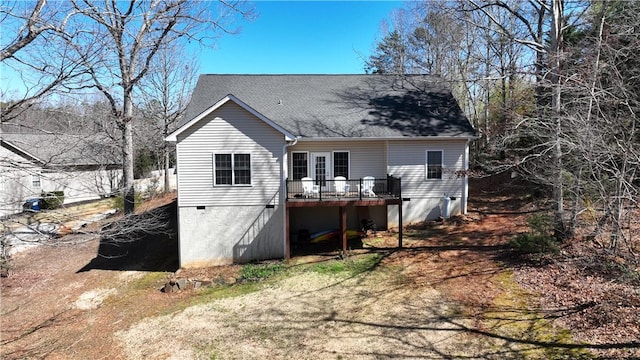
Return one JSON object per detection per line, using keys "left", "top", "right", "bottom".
{"left": 561, "top": 0, "right": 640, "bottom": 254}
{"left": 64, "top": 0, "right": 253, "bottom": 213}
{"left": 365, "top": 0, "right": 638, "bottom": 260}
{"left": 459, "top": 0, "right": 594, "bottom": 239}
{"left": 0, "top": 0, "right": 85, "bottom": 120}
{"left": 138, "top": 42, "right": 197, "bottom": 193}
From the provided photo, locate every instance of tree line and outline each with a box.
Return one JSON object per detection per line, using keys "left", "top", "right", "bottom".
{"left": 367, "top": 0, "right": 639, "bottom": 256}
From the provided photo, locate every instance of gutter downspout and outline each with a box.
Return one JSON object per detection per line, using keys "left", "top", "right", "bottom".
{"left": 462, "top": 139, "right": 470, "bottom": 215}
{"left": 282, "top": 137, "right": 299, "bottom": 258}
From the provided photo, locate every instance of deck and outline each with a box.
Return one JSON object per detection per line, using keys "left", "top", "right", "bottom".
{"left": 285, "top": 175, "right": 402, "bottom": 205}
{"left": 284, "top": 176, "right": 404, "bottom": 261}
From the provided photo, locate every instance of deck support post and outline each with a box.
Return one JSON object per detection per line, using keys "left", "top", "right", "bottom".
{"left": 398, "top": 202, "right": 403, "bottom": 248}
{"left": 340, "top": 205, "right": 347, "bottom": 253}
{"left": 285, "top": 206, "right": 290, "bottom": 263}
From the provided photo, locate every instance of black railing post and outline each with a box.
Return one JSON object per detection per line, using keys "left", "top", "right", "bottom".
{"left": 285, "top": 178, "right": 289, "bottom": 200}
{"left": 359, "top": 178, "right": 363, "bottom": 200}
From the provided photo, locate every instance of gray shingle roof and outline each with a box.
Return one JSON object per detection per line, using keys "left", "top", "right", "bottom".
{"left": 181, "top": 74, "right": 476, "bottom": 138}
{"left": 1, "top": 133, "right": 120, "bottom": 166}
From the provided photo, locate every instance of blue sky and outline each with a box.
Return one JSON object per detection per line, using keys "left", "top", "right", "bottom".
{"left": 0, "top": 1, "right": 401, "bottom": 99}
{"left": 199, "top": 1, "right": 402, "bottom": 74}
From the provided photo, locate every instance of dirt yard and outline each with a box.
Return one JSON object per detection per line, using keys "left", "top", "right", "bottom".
{"left": 1, "top": 179, "right": 639, "bottom": 359}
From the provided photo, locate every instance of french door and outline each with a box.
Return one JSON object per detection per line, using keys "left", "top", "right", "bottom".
{"left": 310, "top": 152, "right": 331, "bottom": 190}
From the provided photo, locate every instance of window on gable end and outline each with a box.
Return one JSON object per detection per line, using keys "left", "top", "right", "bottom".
{"left": 213, "top": 153, "right": 252, "bottom": 186}
{"left": 234, "top": 154, "right": 251, "bottom": 185}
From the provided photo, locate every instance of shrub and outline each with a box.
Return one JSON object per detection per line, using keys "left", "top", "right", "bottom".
{"left": 509, "top": 214, "right": 559, "bottom": 254}
{"left": 510, "top": 233, "right": 559, "bottom": 254}
{"left": 41, "top": 191, "right": 64, "bottom": 209}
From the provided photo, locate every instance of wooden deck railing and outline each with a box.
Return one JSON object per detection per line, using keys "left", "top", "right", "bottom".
{"left": 286, "top": 175, "right": 401, "bottom": 201}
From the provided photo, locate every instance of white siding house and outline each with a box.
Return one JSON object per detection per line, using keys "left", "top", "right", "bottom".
{"left": 0, "top": 134, "right": 121, "bottom": 218}
{"left": 171, "top": 99, "right": 293, "bottom": 266}
{"left": 167, "top": 74, "right": 476, "bottom": 267}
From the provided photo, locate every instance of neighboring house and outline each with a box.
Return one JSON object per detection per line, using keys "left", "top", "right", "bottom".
{"left": 0, "top": 133, "right": 122, "bottom": 218}
{"left": 166, "top": 74, "right": 476, "bottom": 267}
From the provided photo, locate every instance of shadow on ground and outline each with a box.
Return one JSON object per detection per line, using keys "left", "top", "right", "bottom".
{"left": 77, "top": 201, "right": 178, "bottom": 273}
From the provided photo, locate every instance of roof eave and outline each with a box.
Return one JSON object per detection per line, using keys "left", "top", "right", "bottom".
{"left": 1, "top": 140, "right": 45, "bottom": 164}
{"left": 296, "top": 134, "right": 478, "bottom": 142}
{"left": 165, "top": 94, "right": 296, "bottom": 143}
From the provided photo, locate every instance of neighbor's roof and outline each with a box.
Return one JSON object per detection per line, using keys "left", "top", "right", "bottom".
{"left": 177, "top": 74, "right": 476, "bottom": 139}
{"left": 1, "top": 133, "right": 120, "bottom": 166}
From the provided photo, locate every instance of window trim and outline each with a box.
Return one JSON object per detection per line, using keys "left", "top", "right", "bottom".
{"left": 332, "top": 150, "right": 350, "bottom": 179}
{"left": 212, "top": 153, "right": 253, "bottom": 186}
{"left": 425, "top": 149, "right": 444, "bottom": 180}
{"left": 233, "top": 153, "right": 252, "bottom": 186}
{"left": 291, "top": 151, "right": 309, "bottom": 181}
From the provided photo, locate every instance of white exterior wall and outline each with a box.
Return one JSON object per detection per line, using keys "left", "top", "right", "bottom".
{"left": 176, "top": 102, "right": 284, "bottom": 207}
{"left": 287, "top": 138, "right": 470, "bottom": 227}
{"left": 178, "top": 205, "right": 283, "bottom": 267}
{"left": 175, "top": 102, "right": 287, "bottom": 267}
{"left": 387, "top": 139, "right": 469, "bottom": 225}
{"left": 0, "top": 146, "right": 37, "bottom": 217}
{"left": 42, "top": 168, "right": 121, "bottom": 203}
{"left": 288, "top": 140, "right": 387, "bottom": 179}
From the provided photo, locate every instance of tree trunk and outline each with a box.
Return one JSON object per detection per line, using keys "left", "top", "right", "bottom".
{"left": 163, "top": 141, "right": 171, "bottom": 193}
{"left": 484, "top": 18, "right": 491, "bottom": 149}
{"left": 122, "top": 94, "right": 135, "bottom": 214}
{"left": 550, "top": 0, "right": 566, "bottom": 240}
{"left": 534, "top": 3, "right": 547, "bottom": 111}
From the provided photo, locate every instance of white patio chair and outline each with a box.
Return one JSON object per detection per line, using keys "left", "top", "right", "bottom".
{"left": 301, "top": 177, "right": 319, "bottom": 198}
{"left": 361, "top": 176, "right": 376, "bottom": 197}
{"left": 334, "top": 176, "right": 350, "bottom": 196}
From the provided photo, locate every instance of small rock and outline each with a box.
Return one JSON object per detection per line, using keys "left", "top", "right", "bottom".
{"left": 176, "top": 278, "right": 187, "bottom": 289}
{"left": 162, "top": 283, "right": 174, "bottom": 293}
